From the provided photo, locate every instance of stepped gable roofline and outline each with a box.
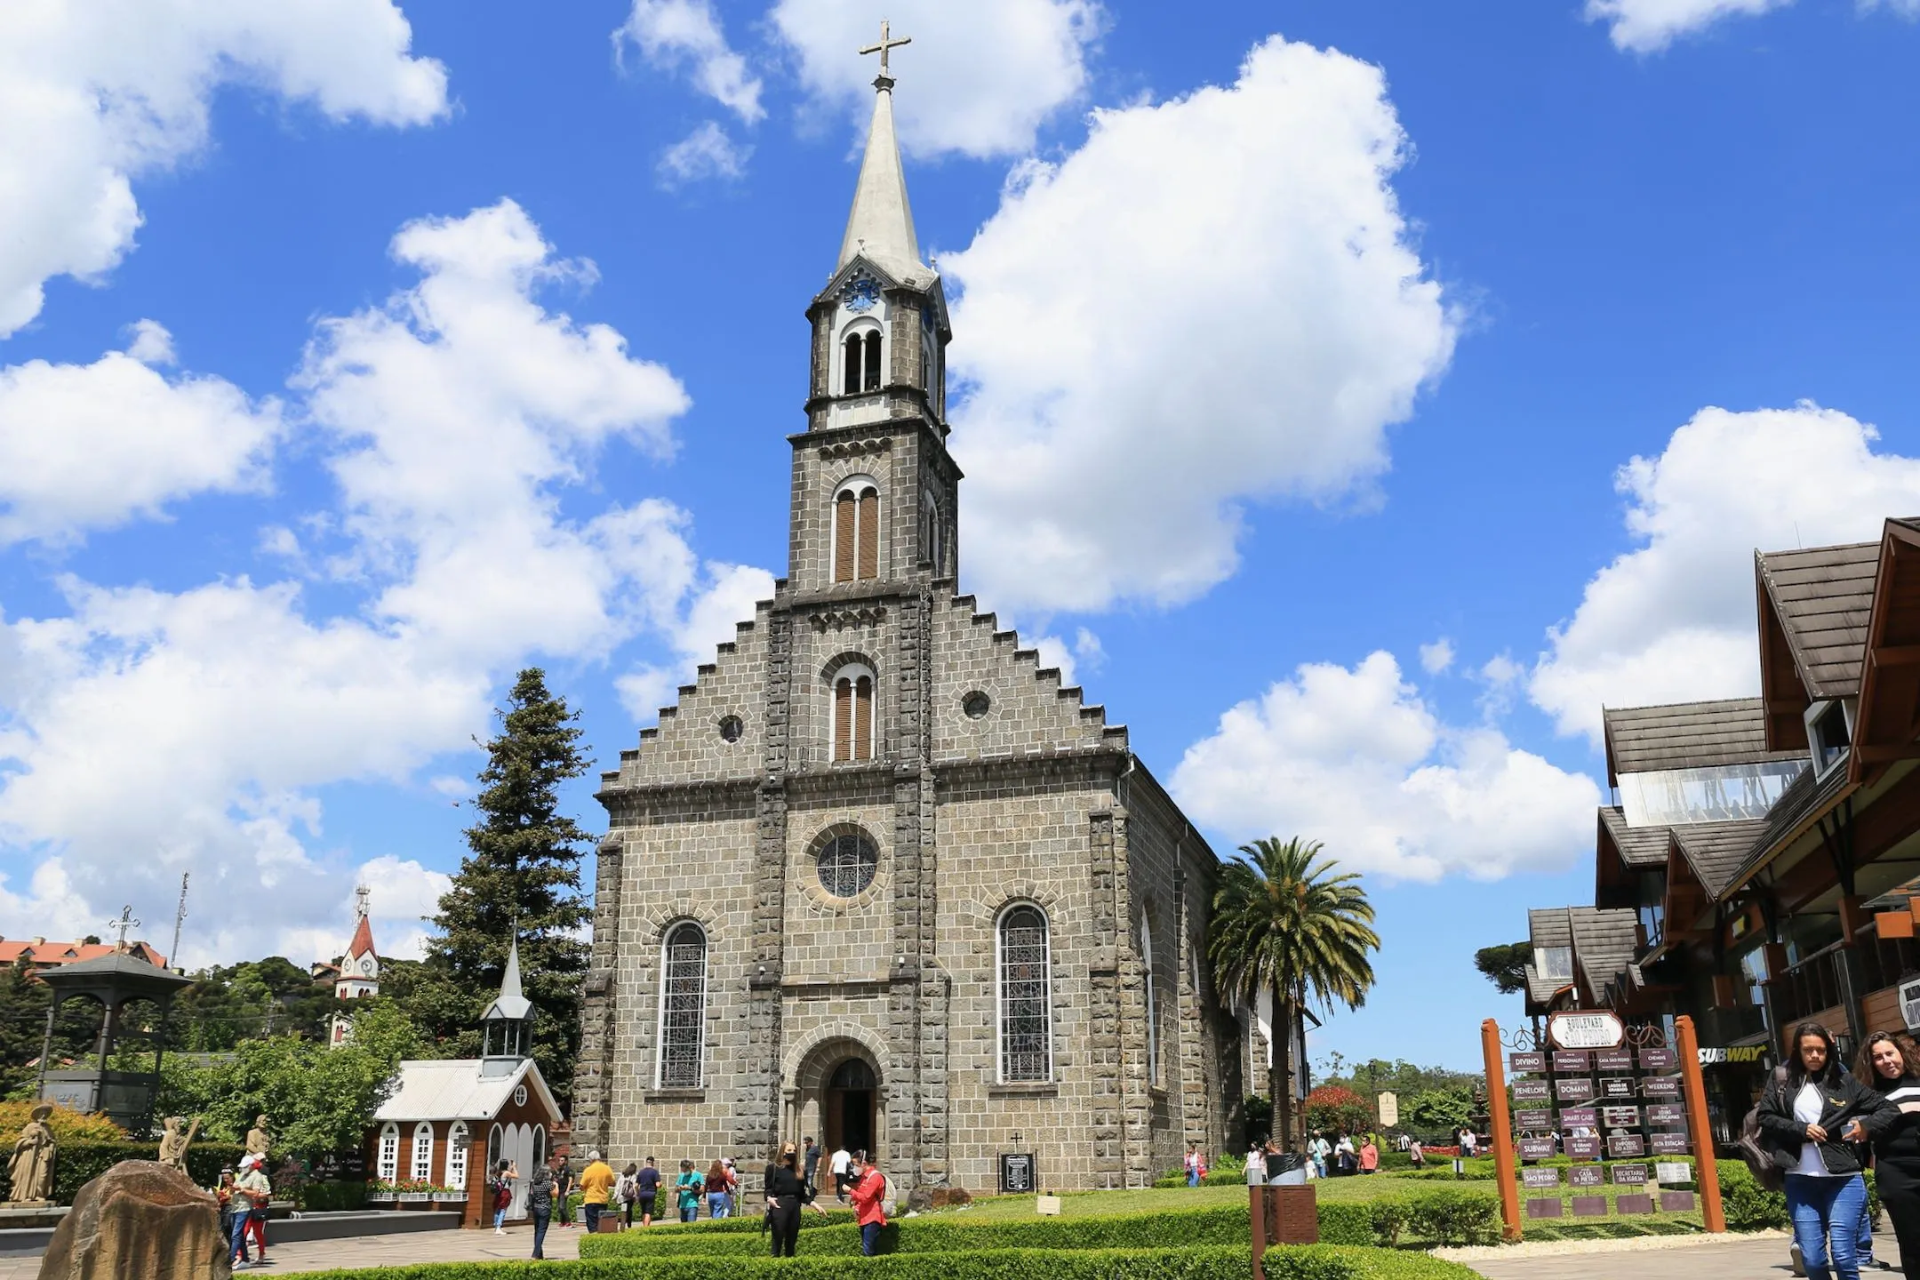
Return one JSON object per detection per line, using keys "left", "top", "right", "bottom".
{"left": 373, "top": 1056, "right": 559, "bottom": 1124}
{"left": 1601, "top": 698, "right": 1797, "bottom": 788}
{"left": 1756, "top": 540, "right": 1880, "bottom": 745}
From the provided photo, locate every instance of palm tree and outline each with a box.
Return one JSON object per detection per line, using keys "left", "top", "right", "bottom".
{"left": 1209, "top": 836, "right": 1380, "bottom": 1151}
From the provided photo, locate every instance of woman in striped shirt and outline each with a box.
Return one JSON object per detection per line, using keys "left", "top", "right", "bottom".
{"left": 1855, "top": 1031, "right": 1920, "bottom": 1274}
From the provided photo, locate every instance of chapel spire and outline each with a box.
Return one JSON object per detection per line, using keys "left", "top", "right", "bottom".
{"left": 838, "top": 21, "right": 923, "bottom": 283}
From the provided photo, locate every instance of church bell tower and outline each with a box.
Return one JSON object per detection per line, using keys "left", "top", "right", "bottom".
{"left": 791, "top": 24, "right": 959, "bottom": 596}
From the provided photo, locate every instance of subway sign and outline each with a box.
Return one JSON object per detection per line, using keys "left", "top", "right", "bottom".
{"left": 1697, "top": 1046, "right": 1769, "bottom": 1065}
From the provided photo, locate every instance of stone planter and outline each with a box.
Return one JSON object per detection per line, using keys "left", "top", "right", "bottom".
{"left": 431, "top": 1193, "right": 465, "bottom": 1204}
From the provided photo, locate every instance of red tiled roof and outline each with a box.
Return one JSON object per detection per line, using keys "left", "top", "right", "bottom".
{"left": 0, "top": 940, "right": 168, "bottom": 970}
{"left": 344, "top": 914, "right": 377, "bottom": 961}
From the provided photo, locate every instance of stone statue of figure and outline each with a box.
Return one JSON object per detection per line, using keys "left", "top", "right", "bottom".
{"left": 156, "top": 1116, "right": 200, "bottom": 1172}
{"left": 7, "top": 1104, "right": 55, "bottom": 1204}
{"left": 245, "top": 1115, "right": 270, "bottom": 1159}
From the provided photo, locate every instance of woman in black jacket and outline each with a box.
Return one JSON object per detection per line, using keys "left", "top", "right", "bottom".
{"left": 763, "top": 1141, "right": 818, "bottom": 1257}
{"left": 1758, "top": 1021, "right": 1898, "bottom": 1280}
{"left": 1856, "top": 1030, "right": 1920, "bottom": 1273}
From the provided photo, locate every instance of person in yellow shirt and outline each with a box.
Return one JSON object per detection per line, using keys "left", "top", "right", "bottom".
{"left": 578, "top": 1150, "right": 616, "bottom": 1234}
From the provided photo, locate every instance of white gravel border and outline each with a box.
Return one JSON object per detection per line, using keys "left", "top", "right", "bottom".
{"left": 1433, "top": 1227, "right": 1788, "bottom": 1262}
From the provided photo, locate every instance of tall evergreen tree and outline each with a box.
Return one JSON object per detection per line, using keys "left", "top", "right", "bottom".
{"left": 423, "top": 669, "right": 593, "bottom": 1105}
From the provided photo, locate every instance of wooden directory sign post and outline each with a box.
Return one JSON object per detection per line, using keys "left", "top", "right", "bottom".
{"left": 1482, "top": 1019, "right": 1523, "bottom": 1243}
{"left": 1674, "top": 1015, "right": 1726, "bottom": 1233}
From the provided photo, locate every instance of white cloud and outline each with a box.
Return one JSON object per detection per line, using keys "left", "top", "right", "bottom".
{"left": 1173, "top": 652, "right": 1600, "bottom": 882}
{"left": 657, "top": 121, "right": 753, "bottom": 188}
{"left": 770, "top": 0, "right": 1101, "bottom": 159}
{"left": 0, "top": 0, "right": 448, "bottom": 338}
{"left": 1418, "top": 638, "right": 1455, "bottom": 674}
{"left": 616, "top": 560, "right": 777, "bottom": 721}
{"left": 0, "top": 200, "right": 746, "bottom": 966}
{"left": 0, "top": 325, "right": 282, "bottom": 547}
{"left": 1585, "top": 0, "right": 1788, "bottom": 51}
{"left": 1073, "top": 627, "right": 1105, "bottom": 674}
{"left": 1030, "top": 634, "right": 1079, "bottom": 687}
{"left": 615, "top": 0, "right": 764, "bottom": 123}
{"left": 945, "top": 36, "right": 1456, "bottom": 614}
{"left": 1529, "top": 403, "right": 1920, "bottom": 744}
{"left": 1586, "top": 0, "right": 1917, "bottom": 51}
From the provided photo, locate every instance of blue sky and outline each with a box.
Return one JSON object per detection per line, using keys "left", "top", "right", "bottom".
{"left": 2, "top": 0, "right": 1920, "bottom": 1073}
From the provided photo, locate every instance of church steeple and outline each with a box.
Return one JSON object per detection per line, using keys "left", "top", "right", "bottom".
{"left": 838, "top": 21, "right": 922, "bottom": 283}
{"left": 478, "top": 936, "right": 533, "bottom": 1075}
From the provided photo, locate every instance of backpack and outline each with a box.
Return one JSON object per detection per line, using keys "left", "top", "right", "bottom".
{"left": 1738, "top": 1064, "right": 1790, "bottom": 1193}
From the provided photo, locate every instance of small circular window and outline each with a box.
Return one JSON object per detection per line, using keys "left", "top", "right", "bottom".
{"left": 718, "top": 715, "right": 744, "bottom": 743}
{"left": 962, "top": 691, "right": 992, "bottom": 719}
{"left": 816, "top": 832, "right": 879, "bottom": 899}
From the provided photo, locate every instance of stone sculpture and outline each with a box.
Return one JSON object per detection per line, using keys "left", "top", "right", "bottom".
{"left": 36, "top": 1160, "right": 227, "bottom": 1280}
{"left": 243, "top": 1116, "right": 269, "bottom": 1159}
{"left": 157, "top": 1116, "right": 201, "bottom": 1173}
{"left": 8, "top": 1104, "right": 55, "bottom": 1205}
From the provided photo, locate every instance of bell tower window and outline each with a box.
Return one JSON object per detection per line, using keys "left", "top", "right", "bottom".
{"left": 831, "top": 662, "right": 876, "bottom": 761}
{"left": 832, "top": 477, "right": 881, "bottom": 583}
{"left": 841, "top": 325, "right": 883, "bottom": 395}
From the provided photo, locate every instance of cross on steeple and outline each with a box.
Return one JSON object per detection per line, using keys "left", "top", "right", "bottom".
{"left": 108, "top": 904, "right": 140, "bottom": 950}
{"left": 354, "top": 884, "right": 370, "bottom": 919}
{"left": 858, "top": 19, "right": 911, "bottom": 81}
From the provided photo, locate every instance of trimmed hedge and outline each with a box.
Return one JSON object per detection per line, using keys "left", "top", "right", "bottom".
{"left": 633, "top": 1207, "right": 857, "bottom": 1233}
{"left": 249, "top": 1245, "right": 1483, "bottom": 1280}
{"left": 582, "top": 1205, "right": 1252, "bottom": 1258}
{"left": 0, "top": 1141, "right": 250, "bottom": 1204}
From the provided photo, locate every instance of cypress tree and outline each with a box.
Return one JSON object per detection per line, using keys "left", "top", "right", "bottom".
{"left": 424, "top": 668, "right": 593, "bottom": 1104}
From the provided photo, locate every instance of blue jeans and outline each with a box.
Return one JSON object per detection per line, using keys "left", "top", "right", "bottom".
{"left": 1186, "top": 1168, "right": 1199, "bottom": 1186}
{"left": 1787, "top": 1173, "right": 1869, "bottom": 1280}
{"left": 680, "top": 1202, "right": 697, "bottom": 1223}
{"left": 1859, "top": 1195, "right": 1876, "bottom": 1263}
{"left": 582, "top": 1203, "right": 601, "bottom": 1234}
{"left": 861, "top": 1221, "right": 883, "bottom": 1255}
{"left": 229, "top": 1211, "right": 250, "bottom": 1263}
{"left": 531, "top": 1209, "right": 550, "bottom": 1258}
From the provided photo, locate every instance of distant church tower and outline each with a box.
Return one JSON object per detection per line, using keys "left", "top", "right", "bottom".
{"left": 329, "top": 886, "right": 380, "bottom": 1047}
{"left": 573, "top": 25, "right": 1239, "bottom": 1195}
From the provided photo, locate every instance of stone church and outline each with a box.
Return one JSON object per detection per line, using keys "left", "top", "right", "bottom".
{"left": 570, "top": 49, "right": 1241, "bottom": 1195}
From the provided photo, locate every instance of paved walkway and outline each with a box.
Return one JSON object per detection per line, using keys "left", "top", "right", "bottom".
{"left": 1460, "top": 1228, "right": 1899, "bottom": 1279}
{"left": 0, "top": 1222, "right": 589, "bottom": 1278}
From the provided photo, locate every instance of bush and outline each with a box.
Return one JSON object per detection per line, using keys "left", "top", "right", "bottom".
{"left": 263, "top": 1245, "right": 1483, "bottom": 1280}
{"left": 0, "top": 1102, "right": 122, "bottom": 1143}
{"left": 296, "top": 1180, "right": 368, "bottom": 1212}
{"left": 1314, "top": 1203, "right": 1374, "bottom": 1247}
{"left": 0, "top": 1139, "right": 251, "bottom": 1204}
{"left": 1403, "top": 1189, "right": 1500, "bottom": 1247}
{"left": 1368, "top": 1200, "right": 1408, "bottom": 1248}
{"left": 1716, "top": 1163, "right": 1785, "bottom": 1232}
{"left": 584, "top": 1204, "right": 1254, "bottom": 1258}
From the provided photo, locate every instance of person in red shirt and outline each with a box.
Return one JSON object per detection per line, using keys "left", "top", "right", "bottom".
{"left": 848, "top": 1150, "right": 887, "bottom": 1256}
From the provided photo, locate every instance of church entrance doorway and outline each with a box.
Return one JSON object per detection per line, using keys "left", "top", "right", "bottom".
{"left": 824, "top": 1057, "right": 877, "bottom": 1156}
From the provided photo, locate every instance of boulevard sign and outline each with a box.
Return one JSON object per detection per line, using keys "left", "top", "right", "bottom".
{"left": 1548, "top": 1011, "right": 1625, "bottom": 1050}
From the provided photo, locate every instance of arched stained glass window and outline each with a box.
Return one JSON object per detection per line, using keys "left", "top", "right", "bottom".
{"left": 657, "top": 922, "right": 708, "bottom": 1089}
{"left": 997, "top": 904, "right": 1052, "bottom": 1083}
{"left": 817, "top": 831, "right": 879, "bottom": 898}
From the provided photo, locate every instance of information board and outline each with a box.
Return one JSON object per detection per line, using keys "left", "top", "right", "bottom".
{"left": 998, "top": 1153, "right": 1036, "bottom": 1194}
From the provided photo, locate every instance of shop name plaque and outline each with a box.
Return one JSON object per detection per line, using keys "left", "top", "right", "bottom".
{"left": 1639, "top": 1048, "right": 1677, "bottom": 1071}
{"left": 1559, "top": 1107, "right": 1598, "bottom": 1128}
{"left": 1601, "top": 1077, "right": 1637, "bottom": 1099}
{"left": 1569, "top": 1165, "right": 1605, "bottom": 1188}
{"left": 1650, "top": 1132, "right": 1692, "bottom": 1155}
{"left": 1596, "top": 1050, "right": 1634, "bottom": 1071}
{"left": 1556, "top": 1077, "right": 1596, "bottom": 1102}
{"left": 1519, "top": 1138, "right": 1557, "bottom": 1161}
{"left": 1612, "top": 1163, "right": 1648, "bottom": 1185}
{"left": 1552, "top": 1051, "right": 1593, "bottom": 1073}
{"left": 1516, "top": 1109, "right": 1553, "bottom": 1129}
{"left": 1513, "top": 1080, "right": 1551, "bottom": 1102}
{"left": 1646, "top": 1104, "right": 1685, "bottom": 1126}
{"left": 1641, "top": 1076, "right": 1681, "bottom": 1098}
{"left": 1608, "top": 1133, "right": 1647, "bottom": 1158}
{"left": 1601, "top": 1105, "right": 1642, "bottom": 1129}
{"left": 1509, "top": 1052, "right": 1546, "bottom": 1075}
{"left": 1522, "top": 1167, "right": 1561, "bottom": 1189}
{"left": 1565, "top": 1136, "right": 1601, "bottom": 1160}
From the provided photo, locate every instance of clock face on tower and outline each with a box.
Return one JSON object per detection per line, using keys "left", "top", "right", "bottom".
{"left": 844, "top": 279, "right": 880, "bottom": 313}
